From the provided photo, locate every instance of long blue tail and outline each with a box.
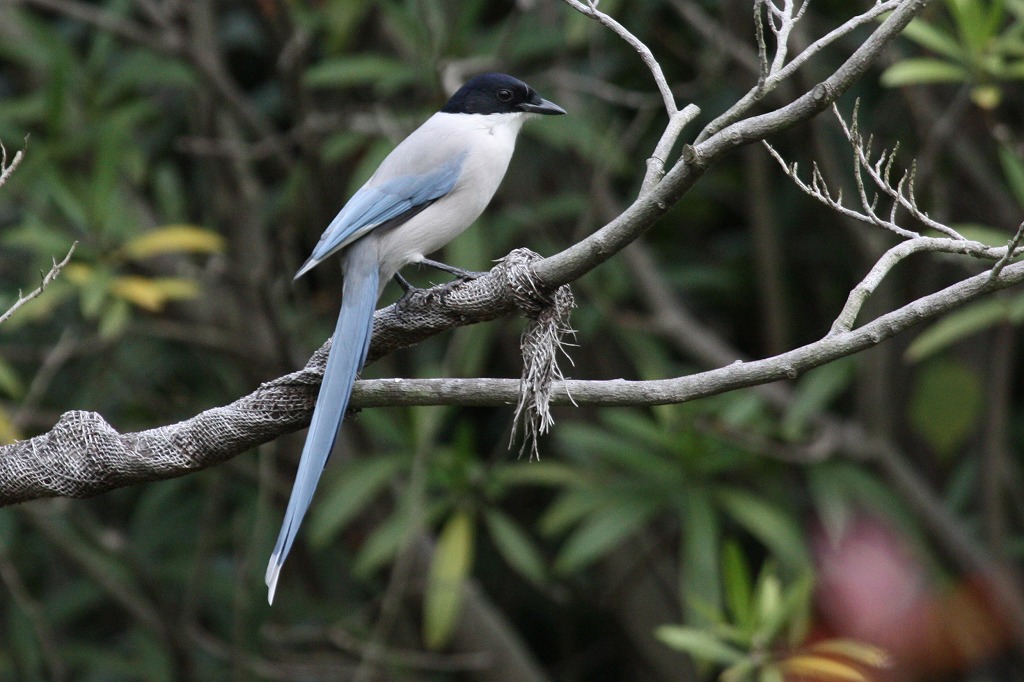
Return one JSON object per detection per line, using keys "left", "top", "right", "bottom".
{"left": 266, "top": 246, "right": 380, "bottom": 603}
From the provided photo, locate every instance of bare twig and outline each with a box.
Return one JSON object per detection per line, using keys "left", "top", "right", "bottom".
{"left": 829, "top": 237, "right": 1007, "bottom": 334}
{"left": 534, "top": 0, "right": 934, "bottom": 290}
{"left": 765, "top": 101, "right": 1024, "bottom": 332}
{"left": 698, "top": 0, "right": 903, "bottom": 143}
{"left": 0, "top": 243, "right": 78, "bottom": 327}
{"left": 640, "top": 104, "right": 701, "bottom": 195}
{"left": 832, "top": 102, "right": 964, "bottom": 239}
{"left": 560, "top": 0, "right": 679, "bottom": 117}
{"left": 988, "top": 221, "right": 1024, "bottom": 282}
{"left": 0, "top": 139, "right": 27, "bottom": 190}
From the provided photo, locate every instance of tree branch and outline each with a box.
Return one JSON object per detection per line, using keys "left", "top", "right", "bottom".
{"left": 560, "top": 0, "right": 679, "bottom": 117}
{"left": 532, "top": 0, "right": 934, "bottom": 290}
{"left": 5, "top": 250, "right": 1024, "bottom": 505}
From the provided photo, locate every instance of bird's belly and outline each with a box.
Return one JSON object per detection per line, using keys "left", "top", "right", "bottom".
{"left": 372, "top": 193, "right": 483, "bottom": 280}
{"left": 373, "top": 156, "right": 509, "bottom": 280}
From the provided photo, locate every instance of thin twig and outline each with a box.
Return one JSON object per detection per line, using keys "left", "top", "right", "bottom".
{"left": 988, "top": 221, "right": 1024, "bottom": 282}
{"left": 697, "top": 0, "right": 903, "bottom": 143}
{"left": 560, "top": 0, "right": 678, "bottom": 117}
{"left": 831, "top": 102, "right": 964, "bottom": 239}
{"left": 640, "top": 104, "right": 701, "bottom": 195}
{"left": 0, "top": 139, "right": 27, "bottom": 190}
{"left": 535, "top": 0, "right": 934, "bottom": 289}
{"left": 829, "top": 237, "right": 1008, "bottom": 335}
{"left": 763, "top": 139, "right": 920, "bottom": 240}
{"left": 0, "top": 243, "right": 78, "bottom": 327}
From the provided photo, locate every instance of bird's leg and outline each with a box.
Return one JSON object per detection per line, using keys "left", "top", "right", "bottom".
{"left": 393, "top": 271, "right": 425, "bottom": 309}
{"left": 394, "top": 259, "right": 487, "bottom": 312}
{"left": 393, "top": 271, "right": 418, "bottom": 293}
{"left": 418, "top": 257, "right": 486, "bottom": 282}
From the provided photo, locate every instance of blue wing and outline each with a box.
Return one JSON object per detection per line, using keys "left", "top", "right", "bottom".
{"left": 295, "top": 152, "right": 466, "bottom": 278}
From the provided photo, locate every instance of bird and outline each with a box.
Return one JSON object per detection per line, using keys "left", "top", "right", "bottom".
{"left": 266, "top": 72, "right": 565, "bottom": 603}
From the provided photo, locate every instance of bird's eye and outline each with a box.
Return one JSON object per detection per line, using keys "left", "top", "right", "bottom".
{"left": 497, "top": 89, "right": 513, "bottom": 102}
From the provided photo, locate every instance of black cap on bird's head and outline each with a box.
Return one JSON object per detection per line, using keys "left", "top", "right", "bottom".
{"left": 442, "top": 73, "right": 566, "bottom": 116}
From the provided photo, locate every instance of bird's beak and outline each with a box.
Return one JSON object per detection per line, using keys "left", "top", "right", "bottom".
{"left": 518, "top": 96, "right": 567, "bottom": 116}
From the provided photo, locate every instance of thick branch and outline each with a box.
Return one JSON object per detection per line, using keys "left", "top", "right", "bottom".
{"left": 4, "top": 253, "right": 1024, "bottom": 505}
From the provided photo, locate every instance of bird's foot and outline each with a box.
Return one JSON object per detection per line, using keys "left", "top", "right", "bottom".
{"left": 393, "top": 272, "right": 427, "bottom": 311}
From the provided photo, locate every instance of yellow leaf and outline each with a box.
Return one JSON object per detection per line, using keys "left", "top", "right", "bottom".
{"left": 809, "top": 639, "right": 891, "bottom": 669}
{"left": 970, "top": 85, "right": 1002, "bottom": 110}
{"left": 121, "top": 225, "right": 225, "bottom": 260}
{"left": 779, "top": 655, "right": 867, "bottom": 682}
{"left": 63, "top": 262, "right": 94, "bottom": 285}
{"left": 0, "top": 407, "right": 21, "bottom": 445}
{"left": 110, "top": 276, "right": 201, "bottom": 312}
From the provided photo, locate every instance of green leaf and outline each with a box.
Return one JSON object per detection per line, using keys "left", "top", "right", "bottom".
{"left": 353, "top": 509, "right": 411, "bottom": 578}
{"left": 680, "top": 490, "right": 722, "bottom": 626}
{"left": 716, "top": 489, "right": 810, "bottom": 569}
{"left": 97, "top": 298, "right": 130, "bottom": 339}
{"left": 424, "top": 511, "right": 475, "bottom": 649}
{"left": 781, "top": 359, "right": 855, "bottom": 439}
{"left": 951, "top": 222, "right": 1018, "bottom": 246}
{"left": 779, "top": 573, "right": 814, "bottom": 647}
{"left": 491, "top": 462, "right": 581, "bottom": 488}
{"left": 484, "top": 509, "right": 547, "bottom": 586}
{"left": 304, "top": 56, "right": 417, "bottom": 93}
{"left": 720, "top": 659, "right": 758, "bottom": 682}
{"left": 721, "top": 540, "right": 753, "bottom": 631}
{"left": 905, "top": 298, "right": 1009, "bottom": 362}
{"left": 553, "top": 502, "right": 655, "bottom": 574}
{"left": 0, "top": 408, "right": 19, "bottom": 446}
{"left": 999, "top": 59, "right": 1024, "bottom": 78}
{"left": 908, "top": 359, "right": 984, "bottom": 457}
{"left": 0, "top": 358, "right": 24, "bottom": 399}
{"left": 540, "top": 488, "right": 603, "bottom": 536}
{"left": 818, "top": 463, "right": 918, "bottom": 539}
{"left": 900, "top": 18, "right": 966, "bottom": 59}
{"left": 807, "top": 466, "right": 853, "bottom": 542}
{"left": 308, "top": 455, "right": 408, "bottom": 547}
{"left": 880, "top": 58, "right": 969, "bottom": 86}
{"left": 655, "top": 626, "right": 746, "bottom": 665}
{"left": 998, "top": 143, "right": 1024, "bottom": 209}
{"left": 754, "top": 571, "right": 783, "bottom": 632}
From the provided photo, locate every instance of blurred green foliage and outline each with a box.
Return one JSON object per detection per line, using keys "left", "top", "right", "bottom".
{"left": 1, "top": 0, "right": 1023, "bottom": 680}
